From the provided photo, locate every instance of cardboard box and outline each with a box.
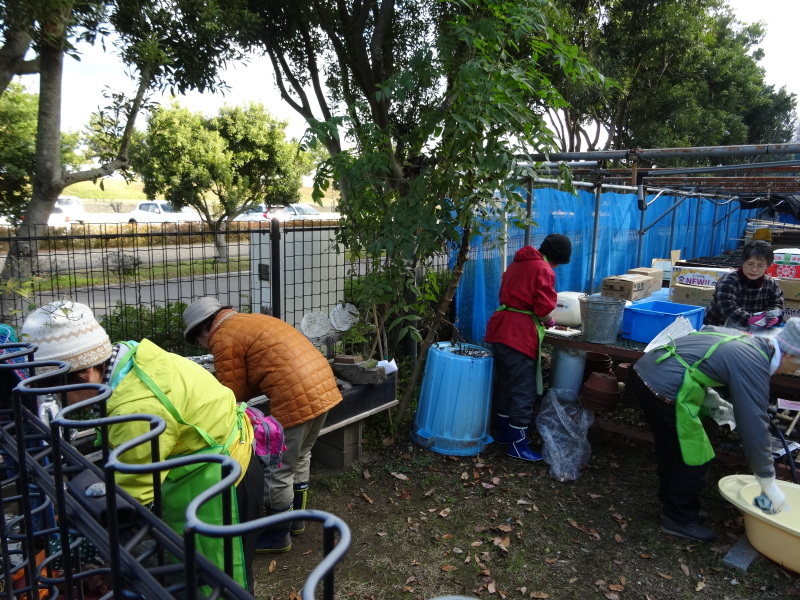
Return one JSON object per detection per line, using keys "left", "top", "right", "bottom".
{"left": 769, "top": 264, "right": 800, "bottom": 280}
{"left": 627, "top": 267, "right": 664, "bottom": 295}
{"left": 777, "top": 278, "right": 800, "bottom": 302}
{"left": 772, "top": 248, "right": 800, "bottom": 265}
{"left": 670, "top": 265, "right": 735, "bottom": 289}
{"left": 784, "top": 299, "right": 800, "bottom": 323}
{"left": 601, "top": 274, "right": 652, "bottom": 301}
{"left": 670, "top": 283, "right": 716, "bottom": 308}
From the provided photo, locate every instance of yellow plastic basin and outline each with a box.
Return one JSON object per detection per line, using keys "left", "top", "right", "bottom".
{"left": 718, "top": 475, "right": 800, "bottom": 573}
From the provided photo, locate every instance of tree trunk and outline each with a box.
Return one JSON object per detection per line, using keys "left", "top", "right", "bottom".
{"left": 213, "top": 222, "right": 230, "bottom": 263}
{"left": 395, "top": 221, "right": 472, "bottom": 423}
{"left": 0, "top": 32, "right": 65, "bottom": 323}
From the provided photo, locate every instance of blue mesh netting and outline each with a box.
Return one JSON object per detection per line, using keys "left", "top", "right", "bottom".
{"left": 454, "top": 188, "right": 758, "bottom": 344}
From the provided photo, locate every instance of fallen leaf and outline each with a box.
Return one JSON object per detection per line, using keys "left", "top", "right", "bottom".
{"left": 658, "top": 573, "right": 672, "bottom": 580}
{"left": 529, "top": 593, "right": 549, "bottom": 599}
{"left": 603, "top": 594, "right": 619, "bottom": 600}
{"left": 545, "top": 558, "right": 557, "bottom": 564}
{"left": 362, "top": 493, "right": 374, "bottom": 504}
{"left": 695, "top": 582, "right": 705, "bottom": 591}
{"left": 363, "top": 469, "right": 371, "bottom": 479}
{"left": 493, "top": 536, "right": 510, "bottom": 551}
{"left": 439, "top": 508, "right": 451, "bottom": 517}
{"left": 289, "top": 589, "right": 301, "bottom": 600}
{"left": 391, "top": 472, "right": 409, "bottom": 480}
{"left": 496, "top": 525, "right": 512, "bottom": 532}
{"left": 517, "top": 499, "right": 534, "bottom": 505}
{"left": 588, "top": 493, "right": 602, "bottom": 499}
{"left": 423, "top": 488, "right": 435, "bottom": 497}
{"left": 405, "top": 576, "right": 416, "bottom": 585}
{"left": 608, "top": 584, "right": 624, "bottom": 592}
{"left": 443, "top": 534, "right": 453, "bottom": 539}
{"left": 461, "top": 471, "right": 470, "bottom": 480}
{"left": 680, "top": 563, "right": 690, "bottom": 576}
{"left": 519, "top": 587, "right": 527, "bottom": 594}
{"left": 491, "top": 477, "right": 501, "bottom": 485}
{"left": 640, "top": 553, "right": 652, "bottom": 559}
{"left": 302, "top": 549, "right": 313, "bottom": 555}
{"left": 382, "top": 437, "right": 393, "bottom": 446}
{"left": 471, "top": 541, "right": 483, "bottom": 547}
{"left": 377, "top": 531, "right": 387, "bottom": 536}
{"left": 487, "top": 581, "right": 496, "bottom": 593}
{"left": 481, "top": 482, "right": 495, "bottom": 489}
{"left": 268, "top": 560, "right": 277, "bottom": 573}
{"left": 614, "top": 534, "right": 622, "bottom": 543}
{"left": 440, "top": 565, "right": 457, "bottom": 572}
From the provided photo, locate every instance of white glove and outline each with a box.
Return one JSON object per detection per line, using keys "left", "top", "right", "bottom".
{"left": 702, "top": 389, "right": 736, "bottom": 430}
{"left": 755, "top": 475, "right": 789, "bottom": 514}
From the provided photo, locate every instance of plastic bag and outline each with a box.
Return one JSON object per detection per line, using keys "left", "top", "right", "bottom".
{"left": 535, "top": 389, "right": 594, "bottom": 482}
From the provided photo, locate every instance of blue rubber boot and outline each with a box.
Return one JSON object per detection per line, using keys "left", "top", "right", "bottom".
{"left": 493, "top": 414, "right": 512, "bottom": 444}
{"left": 507, "top": 425, "right": 542, "bottom": 462}
{"left": 256, "top": 505, "right": 292, "bottom": 553}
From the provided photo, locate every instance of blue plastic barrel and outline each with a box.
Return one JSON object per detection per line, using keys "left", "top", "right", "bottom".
{"left": 411, "top": 342, "right": 494, "bottom": 456}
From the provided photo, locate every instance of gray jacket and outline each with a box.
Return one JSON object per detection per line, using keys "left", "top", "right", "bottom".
{"left": 634, "top": 326, "right": 776, "bottom": 478}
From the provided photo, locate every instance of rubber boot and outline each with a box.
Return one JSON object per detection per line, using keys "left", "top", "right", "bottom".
{"left": 506, "top": 425, "right": 542, "bottom": 462}
{"left": 493, "top": 414, "right": 512, "bottom": 444}
{"left": 256, "top": 505, "right": 292, "bottom": 553}
{"left": 291, "top": 482, "right": 309, "bottom": 536}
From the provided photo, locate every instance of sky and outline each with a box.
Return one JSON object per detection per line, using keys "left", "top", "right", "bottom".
{"left": 38, "top": 0, "right": 800, "bottom": 139}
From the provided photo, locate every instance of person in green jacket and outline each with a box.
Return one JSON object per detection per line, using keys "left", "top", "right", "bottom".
{"left": 22, "top": 300, "right": 264, "bottom": 592}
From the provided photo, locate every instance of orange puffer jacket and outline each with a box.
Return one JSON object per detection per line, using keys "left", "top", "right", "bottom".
{"left": 208, "top": 310, "right": 342, "bottom": 429}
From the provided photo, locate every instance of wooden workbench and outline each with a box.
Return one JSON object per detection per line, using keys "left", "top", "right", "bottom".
{"left": 544, "top": 332, "right": 800, "bottom": 398}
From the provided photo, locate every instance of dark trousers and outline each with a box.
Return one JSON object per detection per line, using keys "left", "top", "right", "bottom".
{"left": 490, "top": 342, "right": 537, "bottom": 428}
{"left": 628, "top": 369, "right": 710, "bottom": 524}
{"left": 236, "top": 452, "right": 265, "bottom": 593}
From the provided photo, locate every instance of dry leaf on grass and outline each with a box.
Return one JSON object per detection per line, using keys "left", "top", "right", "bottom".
{"left": 614, "top": 534, "right": 622, "bottom": 543}
{"left": 268, "top": 560, "right": 277, "bottom": 573}
{"left": 680, "top": 563, "right": 690, "bottom": 576}
{"left": 423, "top": 488, "right": 435, "bottom": 497}
{"left": 440, "top": 565, "right": 457, "bottom": 571}
{"left": 439, "top": 508, "right": 451, "bottom": 517}
{"left": 377, "top": 531, "right": 387, "bottom": 536}
{"left": 658, "top": 573, "right": 672, "bottom": 579}
{"left": 302, "top": 549, "right": 313, "bottom": 556}
{"left": 362, "top": 492, "right": 374, "bottom": 504}
{"left": 696, "top": 581, "right": 706, "bottom": 591}
{"left": 363, "top": 469, "right": 371, "bottom": 479}
{"left": 529, "top": 592, "right": 549, "bottom": 599}
{"left": 391, "top": 472, "right": 409, "bottom": 480}
{"left": 493, "top": 536, "right": 510, "bottom": 551}
{"left": 381, "top": 437, "right": 393, "bottom": 446}
{"left": 640, "top": 553, "right": 652, "bottom": 559}
{"left": 461, "top": 472, "right": 469, "bottom": 480}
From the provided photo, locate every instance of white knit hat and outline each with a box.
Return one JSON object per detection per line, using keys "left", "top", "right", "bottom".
{"left": 22, "top": 301, "right": 112, "bottom": 373}
{"left": 777, "top": 318, "right": 800, "bottom": 356}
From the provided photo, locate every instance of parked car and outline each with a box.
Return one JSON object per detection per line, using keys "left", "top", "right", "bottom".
{"left": 264, "top": 204, "right": 336, "bottom": 221}
{"left": 127, "top": 201, "right": 189, "bottom": 224}
{"left": 232, "top": 205, "right": 269, "bottom": 222}
{"left": 55, "top": 196, "right": 87, "bottom": 224}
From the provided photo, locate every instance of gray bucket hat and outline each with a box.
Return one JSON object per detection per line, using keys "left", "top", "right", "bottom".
{"left": 183, "top": 297, "right": 223, "bottom": 341}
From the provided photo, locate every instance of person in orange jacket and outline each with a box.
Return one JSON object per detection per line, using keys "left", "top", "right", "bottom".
{"left": 485, "top": 234, "right": 572, "bottom": 462}
{"left": 183, "top": 298, "right": 342, "bottom": 553}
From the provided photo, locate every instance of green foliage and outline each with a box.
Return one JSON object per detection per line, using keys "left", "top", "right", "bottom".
{"left": 99, "top": 301, "right": 188, "bottom": 354}
{"left": 546, "top": 0, "right": 797, "bottom": 152}
{"left": 134, "top": 101, "right": 303, "bottom": 224}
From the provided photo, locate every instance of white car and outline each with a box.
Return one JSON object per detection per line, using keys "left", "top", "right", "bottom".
{"left": 127, "top": 201, "right": 189, "bottom": 224}
{"left": 232, "top": 205, "right": 269, "bottom": 222}
{"left": 265, "top": 204, "right": 333, "bottom": 220}
{"left": 55, "top": 196, "right": 87, "bottom": 224}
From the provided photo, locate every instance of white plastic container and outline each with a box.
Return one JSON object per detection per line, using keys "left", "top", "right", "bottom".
{"left": 553, "top": 292, "right": 584, "bottom": 327}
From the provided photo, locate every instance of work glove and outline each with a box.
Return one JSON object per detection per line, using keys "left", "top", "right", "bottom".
{"left": 747, "top": 312, "right": 767, "bottom": 326}
{"left": 543, "top": 317, "right": 556, "bottom": 329}
{"left": 766, "top": 317, "right": 781, "bottom": 328}
{"left": 754, "top": 475, "right": 789, "bottom": 514}
{"left": 702, "top": 389, "right": 735, "bottom": 430}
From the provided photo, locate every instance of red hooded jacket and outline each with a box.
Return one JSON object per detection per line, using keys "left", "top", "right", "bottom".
{"left": 484, "top": 246, "right": 557, "bottom": 359}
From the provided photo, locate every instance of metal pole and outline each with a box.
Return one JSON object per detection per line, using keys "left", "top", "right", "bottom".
{"left": 524, "top": 180, "right": 533, "bottom": 247}
{"left": 637, "top": 184, "right": 646, "bottom": 267}
{"left": 692, "top": 198, "right": 701, "bottom": 258}
{"left": 668, "top": 196, "right": 677, "bottom": 254}
{"left": 521, "top": 142, "right": 800, "bottom": 163}
{"left": 589, "top": 185, "right": 602, "bottom": 294}
{"left": 710, "top": 203, "right": 719, "bottom": 256}
{"left": 270, "top": 218, "right": 282, "bottom": 320}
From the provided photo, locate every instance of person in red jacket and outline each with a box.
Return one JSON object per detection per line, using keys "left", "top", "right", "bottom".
{"left": 485, "top": 234, "right": 572, "bottom": 462}
{"left": 183, "top": 298, "right": 343, "bottom": 553}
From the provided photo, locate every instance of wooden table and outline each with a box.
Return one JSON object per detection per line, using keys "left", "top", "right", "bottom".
{"left": 544, "top": 332, "right": 800, "bottom": 398}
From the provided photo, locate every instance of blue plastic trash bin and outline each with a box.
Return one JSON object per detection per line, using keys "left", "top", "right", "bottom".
{"left": 411, "top": 342, "right": 494, "bottom": 456}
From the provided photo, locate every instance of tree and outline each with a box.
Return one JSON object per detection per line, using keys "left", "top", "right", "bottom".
{"left": 134, "top": 101, "right": 303, "bottom": 261}
{"left": 543, "top": 0, "right": 797, "bottom": 152}
{"left": 0, "top": 82, "right": 82, "bottom": 220}
{"left": 242, "top": 0, "right": 602, "bottom": 419}
{"left": 0, "top": 0, "right": 255, "bottom": 320}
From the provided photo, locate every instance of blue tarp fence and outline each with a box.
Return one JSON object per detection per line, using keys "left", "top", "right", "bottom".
{"left": 454, "top": 187, "right": 758, "bottom": 344}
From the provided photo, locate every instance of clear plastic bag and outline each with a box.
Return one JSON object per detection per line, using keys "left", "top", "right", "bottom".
{"left": 535, "top": 388, "right": 594, "bottom": 482}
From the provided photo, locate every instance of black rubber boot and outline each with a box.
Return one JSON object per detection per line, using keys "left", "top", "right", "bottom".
{"left": 291, "top": 482, "right": 309, "bottom": 536}
{"left": 256, "top": 505, "right": 293, "bottom": 553}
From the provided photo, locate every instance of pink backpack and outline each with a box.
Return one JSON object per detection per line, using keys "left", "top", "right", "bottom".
{"left": 244, "top": 405, "right": 286, "bottom": 466}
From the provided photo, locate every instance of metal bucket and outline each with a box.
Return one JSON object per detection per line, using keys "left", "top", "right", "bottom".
{"left": 579, "top": 295, "right": 627, "bottom": 344}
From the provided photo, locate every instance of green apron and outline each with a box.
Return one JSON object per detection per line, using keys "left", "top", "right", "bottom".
{"left": 654, "top": 331, "right": 769, "bottom": 466}
{"left": 494, "top": 305, "right": 546, "bottom": 395}
{"left": 120, "top": 343, "right": 249, "bottom": 590}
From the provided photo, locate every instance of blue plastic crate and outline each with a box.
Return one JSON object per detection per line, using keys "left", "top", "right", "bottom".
{"left": 621, "top": 301, "right": 705, "bottom": 343}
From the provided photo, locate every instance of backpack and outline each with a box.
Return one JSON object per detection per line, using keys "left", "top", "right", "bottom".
{"left": 244, "top": 405, "right": 286, "bottom": 466}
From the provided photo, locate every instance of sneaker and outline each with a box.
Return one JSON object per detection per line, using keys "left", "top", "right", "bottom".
{"left": 660, "top": 515, "right": 716, "bottom": 543}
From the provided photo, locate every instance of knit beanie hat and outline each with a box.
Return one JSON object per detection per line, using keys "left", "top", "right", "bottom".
{"left": 539, "top": 233, "right": 572, "bottom": 264}
{"left": 22, "top": 301, "right": 112, "bottom": 373}
{"left": 777, "top": 318, "right": 800, "bottom": 356}
{"left": 183, "top": 297, "right": 224, "bottom": 341}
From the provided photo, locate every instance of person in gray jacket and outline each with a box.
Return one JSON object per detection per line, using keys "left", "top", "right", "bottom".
{"left": 629, "top": 319, "right": 800, "bottom": 542}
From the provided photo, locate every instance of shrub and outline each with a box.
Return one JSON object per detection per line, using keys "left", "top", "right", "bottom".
{"left": 100, "top": 301, "right": 188, "bottom": 354}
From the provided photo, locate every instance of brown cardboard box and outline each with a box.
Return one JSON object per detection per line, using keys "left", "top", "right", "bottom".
{"left": 783, "top": 299, "right": 800, "bottom": 323}
{"left": 670, "top": 265, "right": 735, "bottom": 289}
{"left": 670, "top": 283, "right": 716, "bottom": 308}
{"left": 601, "top": 274, "right": 652, "bottom": 301}
{"left": 627, "top": 267, "right": 664, "bottom": 295}
{"left": 777, "top": 278, "right": 800, "bottom": 302}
